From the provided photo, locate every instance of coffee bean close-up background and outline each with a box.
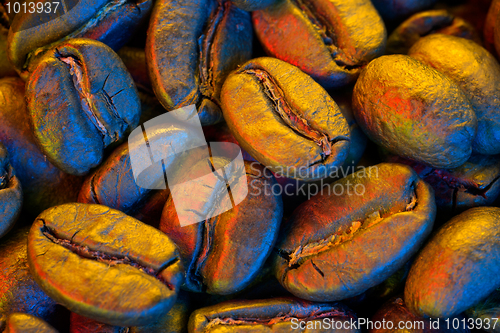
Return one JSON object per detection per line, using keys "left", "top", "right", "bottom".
{"left": 1, "top": 0, "right": 500, "bottom": 331}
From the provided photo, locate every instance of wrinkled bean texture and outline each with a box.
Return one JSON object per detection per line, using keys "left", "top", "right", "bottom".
{"left": 408, "top": 34, "right": 500, "bottom": 155}
{"left": 8, "top": 0, "right": 152, "bottom": 75}
{"left": 385, "top": 154, "right": 500, "bottom": 215}
{"left": 386, "top": 10, "right": 480, "bottom": 55}
{"left": 353, "top": 54, "right": 477, "bottom": 169}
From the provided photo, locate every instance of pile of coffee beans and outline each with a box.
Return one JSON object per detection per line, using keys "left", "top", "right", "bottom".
{"left": 1, "top": 0, "right": 500, "bottom": 331}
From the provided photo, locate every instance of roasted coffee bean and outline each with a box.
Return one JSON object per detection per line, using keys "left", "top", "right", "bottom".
{"left": 0, "top": 228, "right": 60, "bottom": 324}
{"left": 405, "top": 207, "right": 500, "bottom": 318}
{"left": 387, "top": 10, "right": 480, "bottom": 55}
{"left": 466, "top": 288, "right": 500, "bottom": 333}
{"left": 189, "top": 298, "right": 360, "bottom": 332}
{"left": 203, "top": 122, "right": 322, "bottom": 216}
{"left": 28, "top": 203, "right": 184, "bottom": 326}
{"left": 146, "top": 0, "right": 252, "bottom": 126}
{"left": 371, "top": 0, "right": 437, "bottom": 22}
{"left": 160, "top": 158, "right": 283, "bottom": 295}
{"left": 0, "top": 77, "right": 83, "bottom": 216}
{"left": 8, "top": 0, "right": 152, "bottom": 74}
{"left": 385, "top": 153, "right": 500, "bottom": 216}
{"left": 25, "top": 38, "right": 141, "bottom": 176}
{"left": 273, "top": 163, "right": 436, "bottom": 301}
{"left": 370, "top": 297, "right": 469, "bottom": 333}
{"left": 221, "top": 57, "right": 351, "bottom": 181}
{"left": 252, "top": 0, "right": 386, "bottom": 88}
{"left": 409, "top": 34, "right": 500, "bottom": 155}
{"left": 0, "top": 143, "right": 22, "bottom": 238}
{"left": 434, "top": 0, "right": 491, "bottom": 37}
{"left": 3, "top": 313, "right": 58, "bottom": 333}
{"left": 8, "top": 0, "right": 107, "bottom": 72}
{"left": 352, "top": 54, "right": 477, "bottom": 169}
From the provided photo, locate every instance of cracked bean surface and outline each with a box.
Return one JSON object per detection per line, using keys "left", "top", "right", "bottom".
{"left": 25, "top": 38, "right": 141, "bottom": 176}
{"left": 27, "top": 203, "right": 184, "bottom": 327}
{"left": 161, "top": 157, "right": 283, "bottom": 295}
{"left": 221, "top": 57, "right": 351, "bottom": 181}
{"left": 273, "top": 163, "right": 436, "bottom": 301}
{"left": 146, "top": 0, "right": 252, "bottom": 125}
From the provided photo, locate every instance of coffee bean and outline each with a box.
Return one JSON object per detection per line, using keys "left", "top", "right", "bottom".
{"left": 78, "top": 120, "right": 202, "bottom": 214}
{"left": 221, "top": 57, "right": 351, "bottom": 181}
{"left": 385, "top": 153, "right": 500, "bottom": 216}
{"left": 273, "top": 163, "right": 436, "bottom": 301}
{"left": 28, "top": 203, "right": 184, "bottom": 326}
{"left": 146, "top": 0, "right": 252, "bottom": 125}
{"left": 371, "top": 0, "right": 437, "bottom": 22}
{"left": 484, "top": 0, "right": 500, "bottom": 57}
{"left": 352, "top": 54, "right": 477, "bottom": 169}
{"left": 8, "top": 0, "right": 152, "bottom": 74}
{"left": 160, "top": 157, "right": 283, "bottom": 294}
{"left": 405, "top": 207, "right": 500, "bottom": 318}
{"left": 25, "top": 38, "right": 141, "bottom": 176}
{"left": 0, "top": 228, "right": 60, "bottom": 324}
{"left": 370, "top": 297, "right": 469, "bottom": 333}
